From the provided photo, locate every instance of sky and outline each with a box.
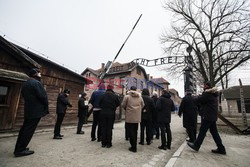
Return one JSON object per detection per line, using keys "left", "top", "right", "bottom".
{"left": 0, "top": 0, "right": 249, "bottom": 97}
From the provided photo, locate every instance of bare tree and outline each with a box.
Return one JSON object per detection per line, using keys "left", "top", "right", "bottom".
{"left": 161, "top": 0, "right": 250, "bottom": 87}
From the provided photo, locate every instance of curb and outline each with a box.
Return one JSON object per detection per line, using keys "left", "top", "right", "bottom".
{"left": 165, "top": 141, "right": 186, "bottom": 167}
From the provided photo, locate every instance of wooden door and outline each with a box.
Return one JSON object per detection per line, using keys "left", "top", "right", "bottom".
{"left": 0, "top": 80, "right": 21, "bottom": 130}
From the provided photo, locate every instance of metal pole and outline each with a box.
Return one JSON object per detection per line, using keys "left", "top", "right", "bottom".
{"left": 99, "top": 14, "right": 142, "bottom": 79}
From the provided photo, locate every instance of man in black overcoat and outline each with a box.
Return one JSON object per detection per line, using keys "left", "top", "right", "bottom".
{"left": 77, "top": 92, "right": 88, "bottom": 134}
{"left": 53, "top": 88, "right": 72, "bottom": 139}
{"left": 178, "top": 90, "right": 198, "bottom": 142}
{"left": 156, "top": 90, "right": 175, "bottom": 150}
{"left": 187, "top": 81, "right": 226, "bottom": 155}
{"left": 151, "top": 91, "right": 159, "bottom": 139}
{"left": 99, "top": 85, "right": 120, "bottom": 148}
{"left": 139, "top": 88, "right": 155, "bottom": 145}
{"left": 14, "top": 68, "right": 49, "bottom": 157}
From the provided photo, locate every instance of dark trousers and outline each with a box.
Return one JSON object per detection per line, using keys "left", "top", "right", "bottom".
{"left": 159, "top": 123, "right": 172, "bottom": 147}
{"left": 14, "top": 118, "right": 40, "bottom": 153}
{"left": 152, "top": 121, "right": 160, "bottom": 138}
{"left": 77, "top": 116, "right": 86, "bottom": 133}
{"left": 140, "top": 120, "right": 152, "bottom": 143}
{"left": 127, "top": 123, "right": 138, "bottom": 149}
{"left": 186, "top": 125, "right": 197, "bottom": 142}
{"left": 91, "top": 110, "right": 101, "bottom": 140}
{"left": 125, "top": 122, "right": 129, "bottom": 140}
{"left": 54, "top": 113, "right": 65, "bottom": 136}
{"left": 194, "top": 119, "right": 225, "bottom": 151}
{"left": 100, "top": 114, "right": 114, "bottom": 146}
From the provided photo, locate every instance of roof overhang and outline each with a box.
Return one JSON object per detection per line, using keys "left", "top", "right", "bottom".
{"left": 0, "top": 69, "right": 29, "bottom": 82}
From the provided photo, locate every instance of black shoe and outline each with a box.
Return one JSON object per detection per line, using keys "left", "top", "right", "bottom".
{"left": 147, "top": 141, "right": 152, "bottom": 145}
{"left": 158, "top": 145, "right": 167, "bottom": 150}
{"left": 129, "top": 147, "right": 137, "bottom": 153}
{"left": 187, "top": 142, "right": 199, "bottom": 151}
{"left": 91, "top": 138, "right": 96, "bottom": 141}
{"left": 14, "top": 150, "right": 34, "bottom": 157}
{"left": 25, "top": 147, "right": 29, "bottom": 151}
{"left": 106, "top": 145, "right": 112, "bottom": 148}
{"left": 77, "top": 131, "right": 85, "bottom": 134}
{"left": 167, "top": 145, "right": 171, "bottom": 150}
{"left": 139, "top": 142, "right": 144, "bottom": 145}
{"left": 211, "top": 148, "right": 226, "bottom": 155}
{"left": 102, "top": 144, "right": 106, "bottom": 148}
{"left": 53, "top": 136, "right": 62, "bottom": 139}
{"left": 59, "top": 134, "right": 64, "bottom": 137}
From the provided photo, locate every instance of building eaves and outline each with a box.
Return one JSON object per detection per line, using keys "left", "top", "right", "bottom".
{"left": 0, "top": 36, "right": 40, "bottom": 68}
{"left": 222, "top": 85, "right": 250, "bottom": 99}
{"left": 16, "top": 45, "right": 88, "bottom": 83}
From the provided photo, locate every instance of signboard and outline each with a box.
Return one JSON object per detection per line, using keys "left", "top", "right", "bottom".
{"left": 131, "top": 56, "right": 184, "bottom": 67}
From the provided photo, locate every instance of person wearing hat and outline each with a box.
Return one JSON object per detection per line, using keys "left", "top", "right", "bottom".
{"left": 121, "top": 86, "right": 144, "bottom": 153}
{"left": 178, "top": 89, "right": 198, "bottom": 142}
{"left": 53, "top": 88, "right": 72, "bottom": 139}
{"left": 99, "top": 85, "right": 120, "bottom": 148}
{"left": 187, "top": 81, "right": 226, "bottom": 155}
{"left": 77, "top": 92, "right": 88, "bottom": 134}
{"left": 14, "top": 68, "right": 49, "bottom": 157}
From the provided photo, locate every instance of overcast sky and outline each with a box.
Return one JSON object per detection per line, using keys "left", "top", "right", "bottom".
{"left": 0, "top": 0, "right": 249, "bottom": 97}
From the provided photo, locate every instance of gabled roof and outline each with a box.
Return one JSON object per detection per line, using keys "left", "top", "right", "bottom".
{"left": 222, "top": 85, "right": 250, "bottom": 99}
{"left": 151, "top": 77, "right": 170, "bottom": 85}
{"left": 81, "top": 67, "right": 99, "bottom": 76}
{"left": 82, "top": 62, "right": 148, "bottom": 80}
{"left": 0, "top": 36, "right": 40, "bottom": 68}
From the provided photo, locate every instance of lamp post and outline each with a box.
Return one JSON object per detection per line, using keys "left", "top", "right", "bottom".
{"left": 184, "top": 45, "right": 194, "bottom": 93}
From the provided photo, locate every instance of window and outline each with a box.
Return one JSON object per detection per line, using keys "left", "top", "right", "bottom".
{"left": 0, "top": 86, "right": 9, "bottom": 105}
{"left": 136, "top": 68, "right": 141, "bottom": 75}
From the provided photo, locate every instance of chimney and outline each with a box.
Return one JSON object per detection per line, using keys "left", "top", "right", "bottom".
{"left": 101, "top": 63, "right": 105, "bottom": 70}
{"left": 150, "top": 76, "right": 153, "bottom": 80}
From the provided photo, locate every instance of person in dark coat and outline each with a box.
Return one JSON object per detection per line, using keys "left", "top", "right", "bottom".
{"left": 178, "top": 90, "right": 198, "bottom": 142}
{"left": 187, "top": 81, "right": 226, "bottom": 155}
{"left": 77, "top": 92, "right": 88, "bottom": 134}
{"left": 14, "top": 68, "right": 49, "bottom": 157}
{"left": 99, "top": 85, "right": 120, "bottom": 148}
{"left": 139, "top": 88, "right": 155, "bottom": 145}
{"left": 151, "top": 91, "right": 159, "bottom": 139}
{"left": 89, "top": 83, "right": 105, "bottom": 141}
{"left": 53, "top": 88, "right": 72, "bottom": 139}
{"left": 156, "top": 90, "right": 175, "bottom": 150}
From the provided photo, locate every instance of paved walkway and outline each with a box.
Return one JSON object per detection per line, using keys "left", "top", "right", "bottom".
{"left": 1, "top": 115, "right": 250, "bottom": 167}
{"left": 167, "top": 126, "right": 250, "bottom": 167}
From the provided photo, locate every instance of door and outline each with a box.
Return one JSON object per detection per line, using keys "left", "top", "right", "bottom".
{"left": 0, "top": 81, "right": 21, "bottom": 130}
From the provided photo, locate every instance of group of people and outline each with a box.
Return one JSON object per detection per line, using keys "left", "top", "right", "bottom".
{"left": 13, "top": 68, "right": 226, "bottom": 158}
{"left": 89, "top": 84, "right": 175, "bottom": 153}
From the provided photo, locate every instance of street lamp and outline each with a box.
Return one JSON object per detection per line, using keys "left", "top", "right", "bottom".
{"left": 184, "top": 45, "right": 195, "bottom": 94}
